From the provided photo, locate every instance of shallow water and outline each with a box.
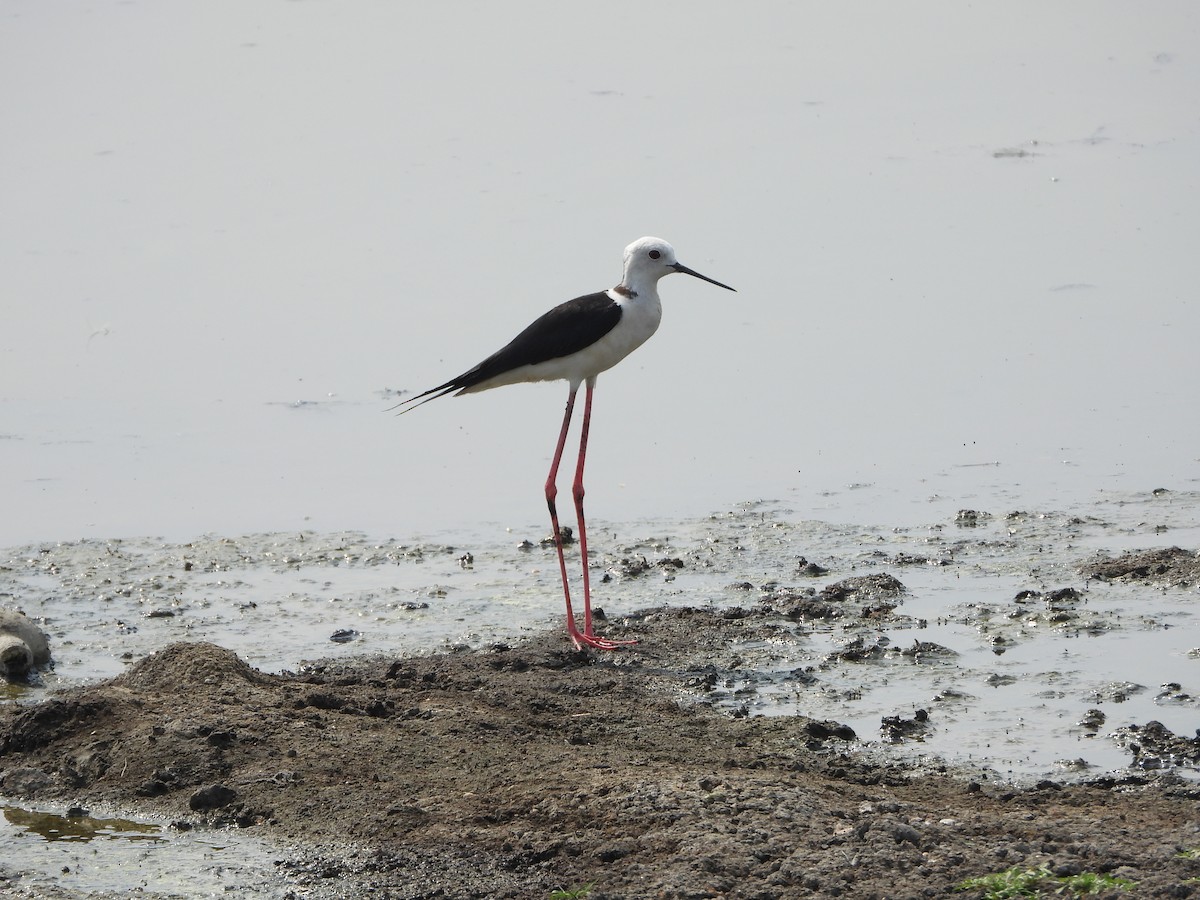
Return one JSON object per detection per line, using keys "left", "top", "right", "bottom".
{"left": 0, "top": 801, "right": 287, "bottom": 898}
{"left": 3, "top": 2, "right": 1199, "bottom": 550}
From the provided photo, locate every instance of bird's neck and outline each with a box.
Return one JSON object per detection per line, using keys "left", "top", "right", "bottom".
{"left": 612, "top": 278, "right": 664, "bottom": 306}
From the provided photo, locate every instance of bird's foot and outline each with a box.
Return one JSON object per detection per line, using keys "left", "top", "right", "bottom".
{"left": 569, "top": 629, "right": 638, "bottom": 652}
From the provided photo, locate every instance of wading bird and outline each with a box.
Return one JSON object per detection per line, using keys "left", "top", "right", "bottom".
{"left": 395, "top": 237, "right": 735, "bottom": 649}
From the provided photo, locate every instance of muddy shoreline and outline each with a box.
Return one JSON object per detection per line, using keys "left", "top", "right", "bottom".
{"left": 3, "top": 597, "right": 1200, "bottom": 898}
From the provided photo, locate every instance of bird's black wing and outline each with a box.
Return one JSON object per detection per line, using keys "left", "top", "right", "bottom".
{"left": 395, "top": 291, "right": 621, "bottom": 411}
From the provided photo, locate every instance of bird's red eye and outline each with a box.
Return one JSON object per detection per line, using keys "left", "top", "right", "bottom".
{"left": 648, "top": 250, "right": 661, "bottom": 260}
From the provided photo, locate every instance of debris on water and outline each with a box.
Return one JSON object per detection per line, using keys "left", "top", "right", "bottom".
{"left": 540, "top": 526, "right": 573, "bottom": 546}
{"left": 993, "top": 145, "right": 1041, "bottom": 159}
{"left": 1080, "top": 546, "right": 1200, "bottom": 585}
{"left": 820, "top": 573, "right": 906, "bottom": 603}
{"left": 1111, "top": 720, "right": 1200, "bottom": 770}
{"left": 795, "top": 556, "right": 829, "bottom": 577}
{"left": 395, "top": 601, "right": 430, "bottom": 611}
{"left": 826, "top": 635, "right": 887, "bottom": 663}
{"left": 772, "top": 593, "right": 843, "bottom": 621}
{"left": 1077, "top": 709, "right": 1106, "bottom": 731}
{"left": 608, "top": 555, "right": 665, "bottom": 578}
{"left": 1087, "top": 682, "right": 1146, "bottom": 704}
{"left": 1054, "top": 758, "right": 1094, "bottom": 772}
{"left": 881, "top": 708, "right": 931, "bottom": 743}
{"left": 954, "top": 509, "right": 991, "bottom": 527}
{"left": 620, "top": 555, "right": 651, "bottom": 576}
{"left": 900, "top": 640, "right": 958, "bottom": 660}
{"left": 1154, "top": 682, "right": 1194, "bottom": 705}
{"left": 988, "top": 635, "right": 1011, "bottom": 655}
{"left": 1014, "top": 587, "right": 1083, "bottom": 603}
{"left": 890, "top": 552, "right": 949, "bottom": 567}
{"left": 329, "top": 629, "right": 361, "bottom": 643}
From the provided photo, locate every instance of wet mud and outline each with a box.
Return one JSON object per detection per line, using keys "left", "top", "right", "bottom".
{"left": 3, "top": 498, "right": 1200, "bottom": 897}
{"left": 1, "top": 611, "right": 1199, "bottom": 898}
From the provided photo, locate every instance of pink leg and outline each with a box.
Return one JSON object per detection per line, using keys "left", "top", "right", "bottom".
{"left": 570, "top": 378, "right": 636, "bottom": 650}
{"left": 575, "top": 379, "right": 595, "bottom": 635}
{"left": 545, "top": 385, "right": 582, "bottom": 645}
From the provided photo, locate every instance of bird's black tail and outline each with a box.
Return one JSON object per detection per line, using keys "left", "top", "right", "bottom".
{"left": 388, "top": 380, "right": 463, "bottom": 415}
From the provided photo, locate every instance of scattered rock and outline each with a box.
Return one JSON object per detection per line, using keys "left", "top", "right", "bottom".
{"left": 189, "top": 783, "right": 238, "bottom": 811}
{"left": 0, "top": 609, "right": 51, "bottom": 679}
{"left": 1112, "top": 720, "right": 1200, "bottom": 768}
{"left": 805, "top": 720, "right": 857, "bottom": 741}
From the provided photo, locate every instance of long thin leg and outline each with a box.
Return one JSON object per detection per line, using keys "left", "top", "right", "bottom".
{"left": 546, "top": 384, "right": 581, "bottom": 645}
{"left": 571, "top": 377, "right": 636, "bottom": 649}
{"left": 574, "top": 378, "right": 595, "bottom": 635}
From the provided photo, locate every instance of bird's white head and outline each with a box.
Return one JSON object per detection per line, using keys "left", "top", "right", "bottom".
{"left": 620, "top": 236, "right": 736, "bottom": 296}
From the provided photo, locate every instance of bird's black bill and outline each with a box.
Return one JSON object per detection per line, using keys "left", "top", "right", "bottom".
{"left": 673, "top": 263, "right": 736, "bottom": 292}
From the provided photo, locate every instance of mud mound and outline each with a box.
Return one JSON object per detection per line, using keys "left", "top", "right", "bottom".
{"left": 113, "top": 641, "right": 276, "bottom": 692}
{"left": 1081, "top": 546, "right": 1200, "bottom": 586}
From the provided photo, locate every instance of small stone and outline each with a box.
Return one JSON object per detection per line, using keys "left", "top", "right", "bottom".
{"left": 189, "top": 784, "right": 237, "bottom": 811}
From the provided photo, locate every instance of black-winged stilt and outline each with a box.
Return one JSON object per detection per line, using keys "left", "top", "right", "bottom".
{"left": 395, "top": 237, "right": 735, "bottom": 650}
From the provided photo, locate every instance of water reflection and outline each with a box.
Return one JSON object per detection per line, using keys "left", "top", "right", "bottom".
{"left": 3, "top": 804, "right": 164, "bottom": 843}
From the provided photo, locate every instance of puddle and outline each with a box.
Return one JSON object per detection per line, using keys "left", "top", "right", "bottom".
{"left": 0, "top": 800, "right": 290, "bottom": 898}
{"left": 4, "top": 805, "right": 164, "bottom": 843}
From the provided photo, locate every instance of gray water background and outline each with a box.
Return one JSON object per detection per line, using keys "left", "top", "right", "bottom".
{"left": 3, "top": 1, "right": 1197, "bottom": 548}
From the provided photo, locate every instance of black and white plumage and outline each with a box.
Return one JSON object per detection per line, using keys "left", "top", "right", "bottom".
{"left": 400, "top": 291, "right": 624, "bottom": 405}
{"left": 395, "top": 236, "right": 735, "bottom": 649}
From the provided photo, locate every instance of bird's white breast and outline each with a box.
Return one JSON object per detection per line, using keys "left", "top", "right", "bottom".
{"left": 581, "top": 287, "right": 663, "bottom": 375}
